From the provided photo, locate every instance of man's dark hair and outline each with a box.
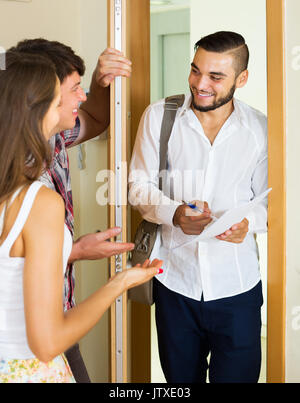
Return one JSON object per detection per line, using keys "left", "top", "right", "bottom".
{"left": 194, "top": 31, "right": 249, "bottom": 76}
{"left": 9, "top": 38, "right": 85, "bottom": 83}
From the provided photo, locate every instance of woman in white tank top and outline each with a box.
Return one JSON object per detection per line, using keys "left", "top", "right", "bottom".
{"left": 0, "top": 53, "right": 162, "bottom": 383}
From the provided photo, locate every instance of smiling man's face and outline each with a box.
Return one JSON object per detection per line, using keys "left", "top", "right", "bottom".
{"left": 188, "top": 47, "right": 239, "bottom": 113}
{"left": 55, "top": 70, "right": 87, "bottom": 132}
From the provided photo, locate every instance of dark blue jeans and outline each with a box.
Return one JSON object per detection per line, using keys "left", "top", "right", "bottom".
{"left": 153, "top": 278, "right": 263, "bottom": 383}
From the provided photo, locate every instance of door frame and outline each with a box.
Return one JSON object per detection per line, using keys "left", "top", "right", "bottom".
{"left": 266, "top": 0, "right": 286, "bottom": 383}
{"left": 108, "top": 0, "right": 129, "bottom": 383}
{"left": 127, "top": 0, "right": 286, "bottom": 383}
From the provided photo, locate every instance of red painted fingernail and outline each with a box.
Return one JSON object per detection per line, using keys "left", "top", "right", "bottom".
{"left": 158, "top": 268, "right": 164, "bottom": 274}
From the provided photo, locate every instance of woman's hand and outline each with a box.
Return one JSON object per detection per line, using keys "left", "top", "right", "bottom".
{"left": 112, "top": 259, "right": 163, "bottom": 291}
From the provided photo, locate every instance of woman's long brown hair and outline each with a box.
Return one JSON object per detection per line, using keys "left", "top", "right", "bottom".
{"left": 0, "top": 52, "right": 57, "bottom": 205}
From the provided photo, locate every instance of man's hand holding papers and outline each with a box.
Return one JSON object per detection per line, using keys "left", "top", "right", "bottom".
{"left": 215, "top": 217, "right": 249, "bottom": 243}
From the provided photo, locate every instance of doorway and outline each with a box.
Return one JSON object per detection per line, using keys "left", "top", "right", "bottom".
{"left": 129, "top": 0, "right": 286, "bottom": 383}
{"left": 148, "top": 0, "right": 268, "bottom": 383}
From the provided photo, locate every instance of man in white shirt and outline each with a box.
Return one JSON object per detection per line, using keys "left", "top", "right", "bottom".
{"left": 129, "top": 31, "right": 268, "bottom": 383}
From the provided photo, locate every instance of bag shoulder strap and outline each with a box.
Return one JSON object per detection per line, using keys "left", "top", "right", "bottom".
{"left": 159, "top": 94, "right": 185, "bottom": 190}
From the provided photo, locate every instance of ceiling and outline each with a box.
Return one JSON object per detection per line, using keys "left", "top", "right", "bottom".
{"left": 150, "top": 0, "right": 190, "bottom": 13}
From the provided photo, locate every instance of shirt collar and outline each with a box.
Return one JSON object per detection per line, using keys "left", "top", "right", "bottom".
{"left": 178, "top": 93, "right": 193, "bottom": 118}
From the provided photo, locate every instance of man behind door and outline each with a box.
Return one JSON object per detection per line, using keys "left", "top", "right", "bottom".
{"left": 129, "top": 31, "right": 268, "bottom": 383}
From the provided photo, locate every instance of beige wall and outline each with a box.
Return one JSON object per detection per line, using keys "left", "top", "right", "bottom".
{"left": 70, "top": 0, "right": 110, "bottom": 384}
{"left": 0, "top": 0, "right": 109, "bottom": 382}
{"left": 285, "top": 0, "right": 300, "bottom": 383}
{"left": 0, "top": 0, "right": 81, "bottom": 52}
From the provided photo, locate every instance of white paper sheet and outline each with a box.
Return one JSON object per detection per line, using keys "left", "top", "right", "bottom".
{"left": 172, "top": 188, "right": 272, "bottom": 249}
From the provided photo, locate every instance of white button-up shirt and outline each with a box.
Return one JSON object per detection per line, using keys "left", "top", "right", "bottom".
{"left": 128, "top": 95, "right": 268, "bottom": 301}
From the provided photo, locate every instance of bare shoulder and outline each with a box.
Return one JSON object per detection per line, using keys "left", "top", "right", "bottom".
{"left": 34, "top": 185, "right": 64, "bottom": 211}
{"left": 24, "top": 185, "right": 65, "bottom": 231}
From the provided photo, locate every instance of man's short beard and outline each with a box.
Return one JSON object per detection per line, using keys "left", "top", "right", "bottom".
{"left": 190, "top": 83, "right": 236, "bottom": 112}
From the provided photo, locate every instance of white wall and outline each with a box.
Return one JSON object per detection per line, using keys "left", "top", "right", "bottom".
{"left": 0, "top": 0, "right": 109, "bottom": 382}
{"left": 285, "top": 0, "right": 300, "bottom": 383}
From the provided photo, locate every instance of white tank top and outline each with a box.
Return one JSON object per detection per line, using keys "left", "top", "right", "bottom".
{"left": 0, "top": 181, "right": 72, "bottom": 359}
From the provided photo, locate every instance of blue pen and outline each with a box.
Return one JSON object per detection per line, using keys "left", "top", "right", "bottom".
{"left": 182, "top": 201, "right": 218, "bottom": 221}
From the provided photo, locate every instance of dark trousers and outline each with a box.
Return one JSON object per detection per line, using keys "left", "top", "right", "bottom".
{"left": 65, "top": 343, "right": 91, "bottom": 383}
{"left": 153, "top": 278, "right": 263, "bottom": 383}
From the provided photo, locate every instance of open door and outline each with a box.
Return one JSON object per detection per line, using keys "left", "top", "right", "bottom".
{"left": 108, "top": 0, "right": 151, "bottom": 383}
